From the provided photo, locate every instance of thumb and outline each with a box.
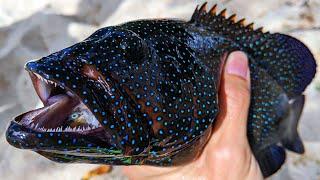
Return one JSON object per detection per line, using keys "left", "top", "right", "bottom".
{"left": 213, "top": 51, "right": 251, "bottom": 142}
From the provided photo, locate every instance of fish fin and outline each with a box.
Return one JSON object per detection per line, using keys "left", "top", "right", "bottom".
{"left": 256, "top": 144, "right": 286, "bottom": 178}
{"left": 247, "top": 65, "right": 290, "bottom": 177}
{"left": 272, "top": 34, "right": 317, "bottom": 95}
{"left": 190, "top": 3, "right": 264, "bottom": 33}
{"left": 190, "top": 3, "right": 317, "bottom": 97}
{"left": 280, "top": 95, "right": 305, "bottom": 154}
{"left": 248, "top": 64, "right": 290, "bottom": 149}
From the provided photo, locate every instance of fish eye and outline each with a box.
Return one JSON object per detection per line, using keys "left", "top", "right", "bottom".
{"left": 70, "top": 113, "right": 79, "bottom": 120}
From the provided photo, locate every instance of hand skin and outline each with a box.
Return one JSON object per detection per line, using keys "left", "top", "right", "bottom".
{"left": 123, "top": 51, "right": 264, "bottom": 180}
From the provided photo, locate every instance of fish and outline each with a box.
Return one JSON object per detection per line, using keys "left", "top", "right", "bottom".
{"left": 6, "top": 3, "right": 317, "bottom": 177}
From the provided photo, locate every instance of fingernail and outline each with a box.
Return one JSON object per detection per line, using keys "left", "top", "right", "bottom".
{"left": 225, "top": 51, "right": 249, "bottom": 80}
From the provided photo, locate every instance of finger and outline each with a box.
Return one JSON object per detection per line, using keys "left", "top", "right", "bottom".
{"left": 213, "top": 51, "right": 251, "bottom": 142}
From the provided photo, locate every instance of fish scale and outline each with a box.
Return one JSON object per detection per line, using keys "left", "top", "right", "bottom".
{"left": 6, "top": 3, "right": 316, "bottom": 177}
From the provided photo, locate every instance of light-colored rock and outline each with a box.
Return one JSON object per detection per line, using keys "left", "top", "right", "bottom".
{"left": 287, "top": 142, "right": 320, "bottom": 179}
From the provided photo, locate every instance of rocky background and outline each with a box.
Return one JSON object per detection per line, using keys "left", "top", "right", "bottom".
{"left": 0, "top": 0, "right": 319, "bottom": 179}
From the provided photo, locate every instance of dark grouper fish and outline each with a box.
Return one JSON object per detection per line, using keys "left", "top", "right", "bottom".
{"left": 6, "top": 3, "right": 317, "bottom": 177}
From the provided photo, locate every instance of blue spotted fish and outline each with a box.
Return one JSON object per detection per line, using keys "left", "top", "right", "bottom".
{"left": 6, "top": 3, "right": 317, "bottom": 177}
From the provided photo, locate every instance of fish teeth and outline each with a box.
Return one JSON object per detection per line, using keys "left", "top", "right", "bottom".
{"left": 35, "top": 73, "right": 41, "bottom": 79}
{"left": 64, "top": 126, "right": 73, "bottom": 132}
{"left": 34, "top": 73, "right": 65, "bottom": 90}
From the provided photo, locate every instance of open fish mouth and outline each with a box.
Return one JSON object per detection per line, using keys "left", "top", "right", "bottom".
{"left": 14, "top": 71, "right": 103, "bottom": 134}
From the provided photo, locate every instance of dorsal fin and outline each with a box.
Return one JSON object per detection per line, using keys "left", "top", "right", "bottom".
{"left": 189, "top": 3, "right": 317, "bottom": 97}
{"left": 190, "top": 3, "right": 265, "bottom": 34}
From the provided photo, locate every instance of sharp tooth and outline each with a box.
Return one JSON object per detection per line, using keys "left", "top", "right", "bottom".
{"left": 72, "top": 127, "right": 77, "bottom": 132}
{"left": 65, "top": 126, "right": 71, "bottom": 132}
{"left": 35, "top": 74, "right": 41, "bottom": 79}
{"left": 35, "top": 123, "right": 39, "bottom": 129}
{"left": 67, "top": 91, "right": 74, "bottom": 97}
{"left": 30, "top": 123, "right": 35, "bottom": 128}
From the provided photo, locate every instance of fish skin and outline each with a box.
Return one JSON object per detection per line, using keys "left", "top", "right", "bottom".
{"left": 6, "top": 3, "right": 316, "bottom": 176}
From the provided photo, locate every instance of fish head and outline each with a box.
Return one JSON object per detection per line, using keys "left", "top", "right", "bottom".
{"left": 6, "top": 27, "right": 153, "bottom": 164}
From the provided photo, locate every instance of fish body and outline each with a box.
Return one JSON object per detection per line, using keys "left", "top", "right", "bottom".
{"left": 6, "top": 3, "right": 317, "bottom": 177}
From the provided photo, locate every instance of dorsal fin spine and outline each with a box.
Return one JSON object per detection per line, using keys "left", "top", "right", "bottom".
{"left": 190, "top": 3, "right": 262, "bottom": 33}
{"left": 199, "top": 2, "right": 208, "bottom": 12}
{"left": 228, "top": 14, "right": 237, "bottom": 22}
{"left": 219, "top": 9, "right": 227, "bottom": 17}
{"left": 209, "top": 4, "right": 217, "bottom": 15}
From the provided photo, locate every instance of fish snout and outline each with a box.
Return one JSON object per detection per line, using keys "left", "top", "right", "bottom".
{"left": 25, "top": 60, "right": 40, "bottom": 71}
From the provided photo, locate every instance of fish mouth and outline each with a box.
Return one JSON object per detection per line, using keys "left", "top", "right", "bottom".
{"left": 14, "top": 71, "right": 103, "bottom": 134}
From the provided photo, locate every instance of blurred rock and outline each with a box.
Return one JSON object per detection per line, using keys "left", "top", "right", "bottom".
{"left": 287, "top": 142, "right": 320, "bottom": 179}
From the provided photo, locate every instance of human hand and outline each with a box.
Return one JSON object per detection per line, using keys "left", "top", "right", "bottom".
{"left": 123, "top": 51, "right": 263, "bottom": 180}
